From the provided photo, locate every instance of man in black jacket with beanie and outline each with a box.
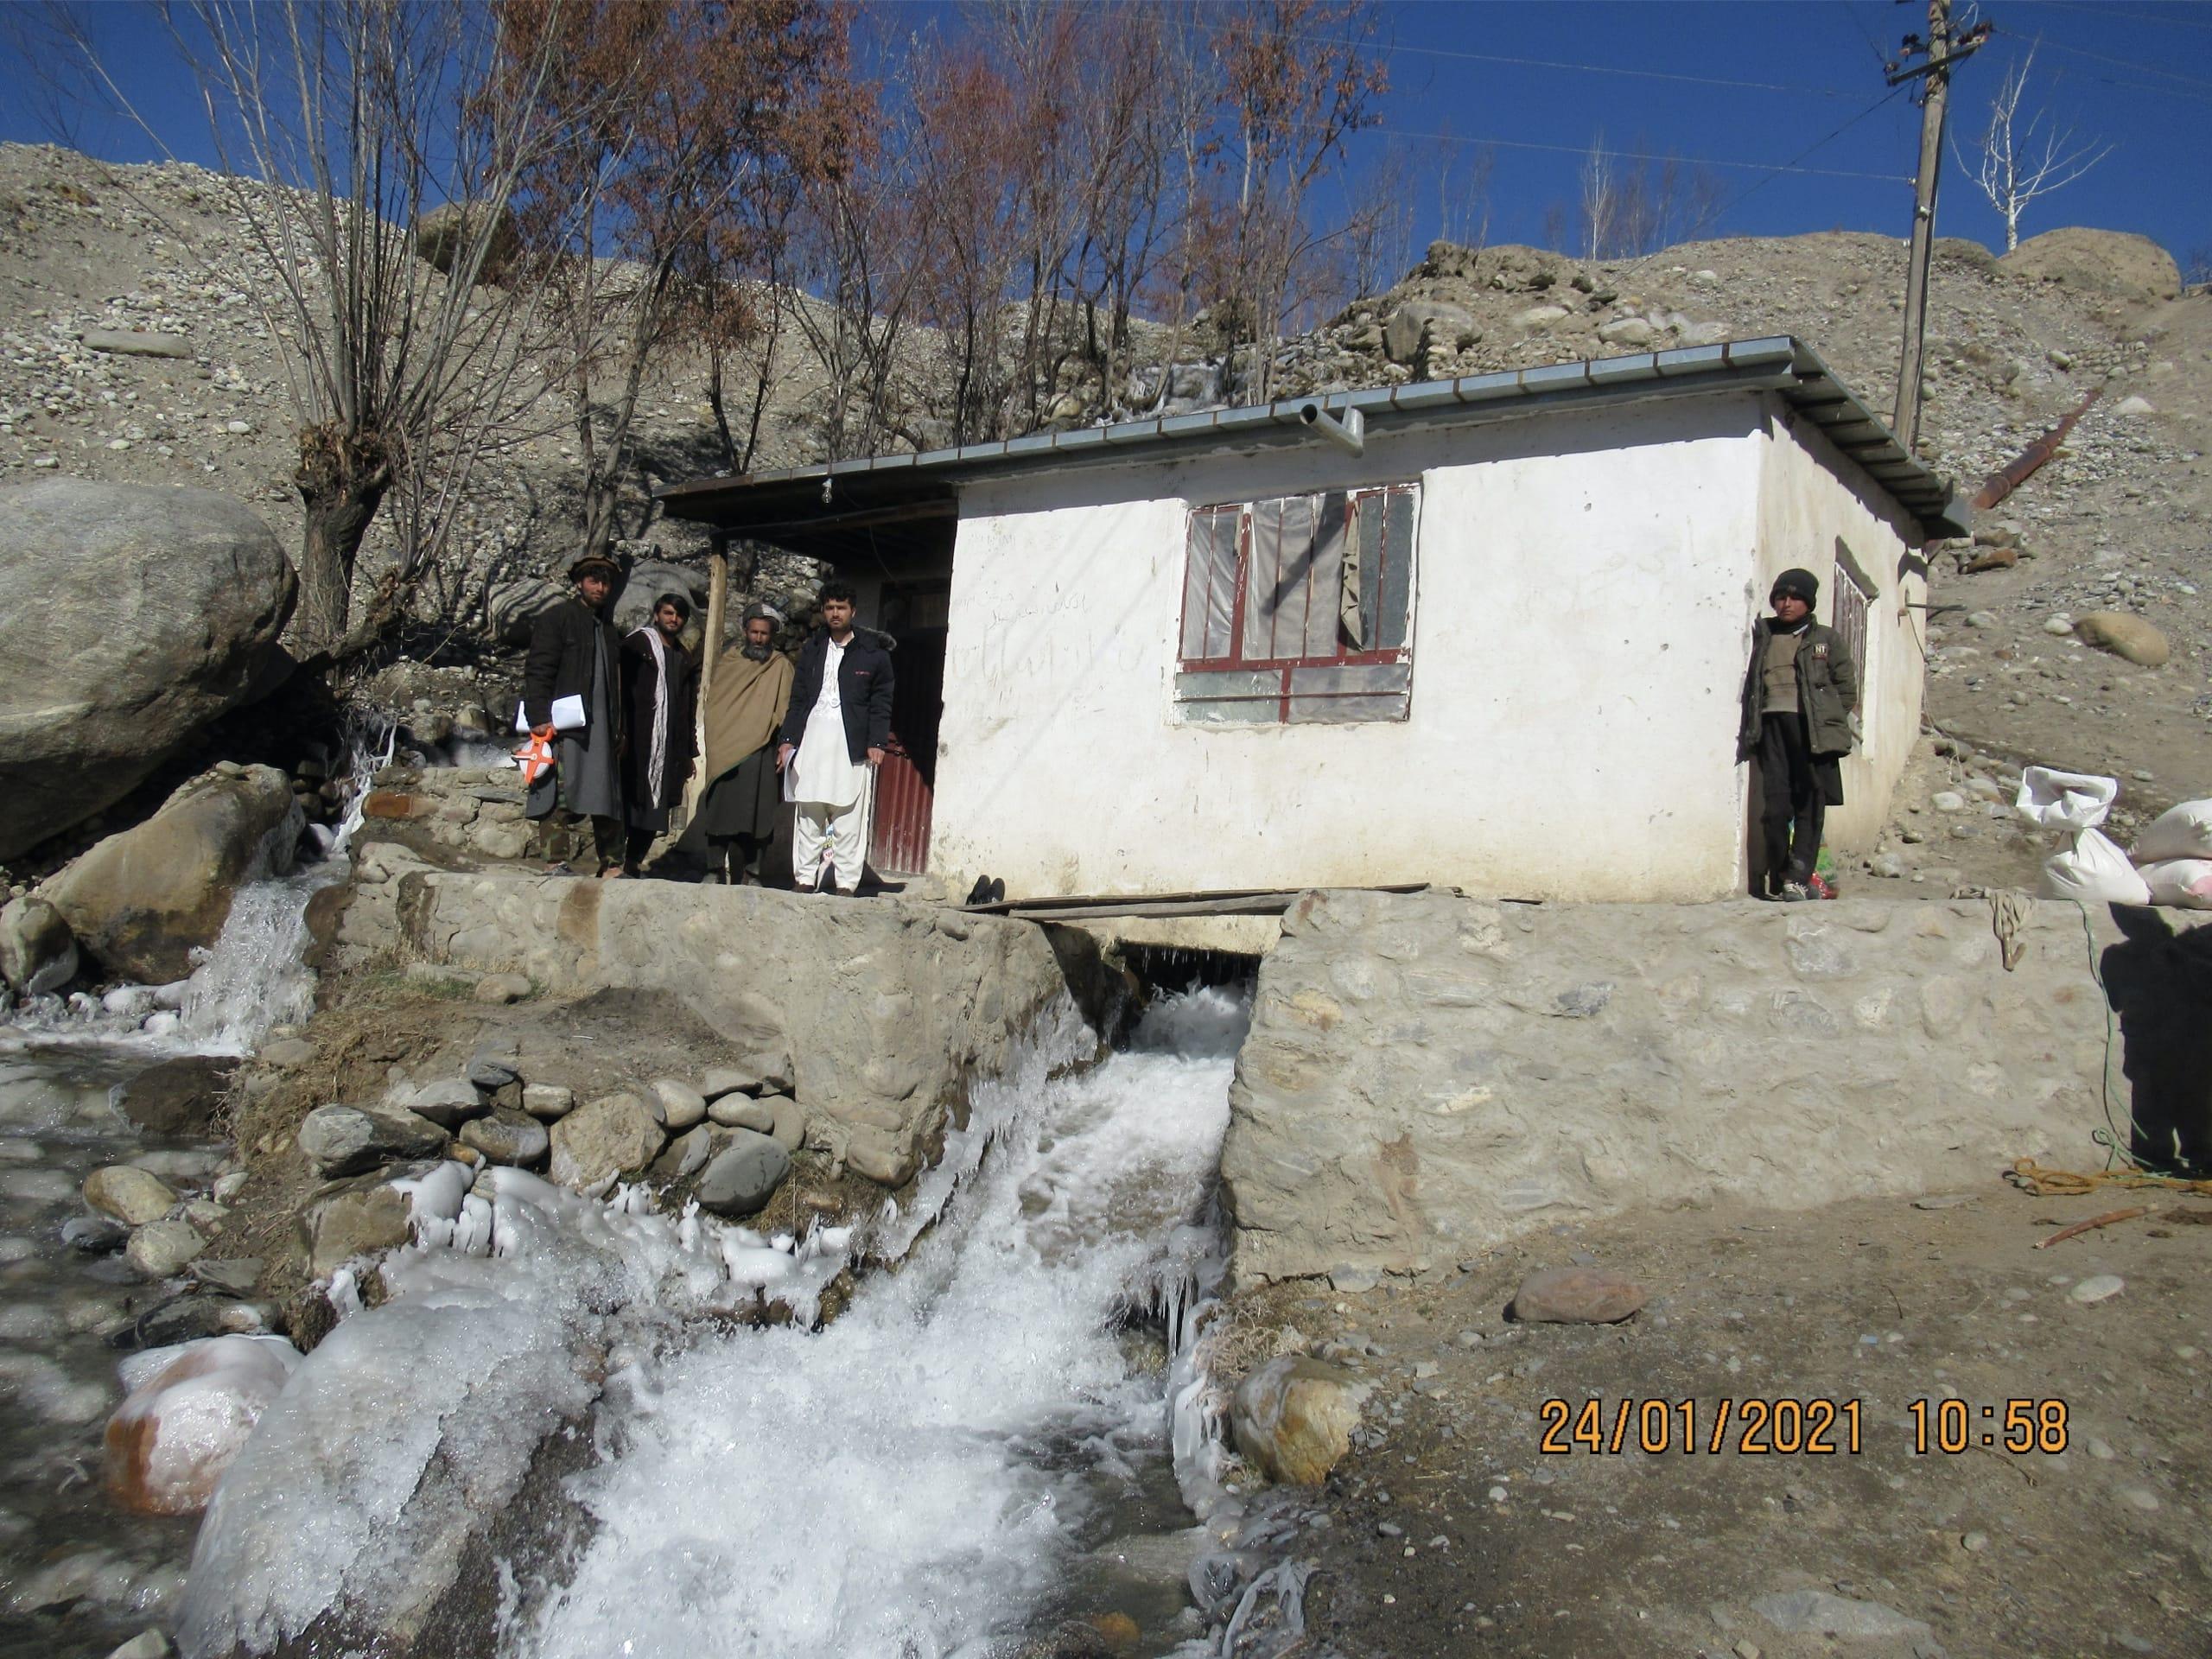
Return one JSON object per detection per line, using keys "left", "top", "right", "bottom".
{"left": 776, "top": 582, "right": 894, "bottom": 894}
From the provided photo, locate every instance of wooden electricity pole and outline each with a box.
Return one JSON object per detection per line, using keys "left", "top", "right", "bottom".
{"left": 1889, "top": 0, "right": 1990, "bottom": 454}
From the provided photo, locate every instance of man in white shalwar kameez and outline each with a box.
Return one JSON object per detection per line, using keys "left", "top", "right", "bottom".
{"left": 776, "top": 582, "right": 894, "bottom": 895}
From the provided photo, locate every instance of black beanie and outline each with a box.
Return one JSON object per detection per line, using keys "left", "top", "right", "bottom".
{"left": 1771, "top": 567, "right": 1819, "bottom": 605}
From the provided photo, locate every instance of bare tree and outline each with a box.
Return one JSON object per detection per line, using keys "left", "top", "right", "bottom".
{"left": 1955, "top": 42, "right": 2113, "bottom": 253}
{"left": 70, "top": 0, "right": 575, "bottom": 655}
{"left": 1578, "top": 131, "right": 1617, "bottom": 266}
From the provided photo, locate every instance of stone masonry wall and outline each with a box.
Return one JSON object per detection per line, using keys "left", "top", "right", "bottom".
{"left": 1221, "top": 889, "right": 2212, "bottom": 1288}
{"left": 378, "top": 870, "right": 1090, "bottom": 1185}
{"left": 359, "top": 766, "right": 533, "bottom": 862}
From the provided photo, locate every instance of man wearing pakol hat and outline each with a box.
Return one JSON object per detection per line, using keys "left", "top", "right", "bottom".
{"left": 696, "top": 603, "right": 794, "bottom": 885}
{"left": 619, "top": 591, "right": 699, "bottom": 875}
{"left": 522, "top": 554, "right": 627, "bottom": 876}
{"left": 1738, "top": 566, "right": 1859, "bottom": 901}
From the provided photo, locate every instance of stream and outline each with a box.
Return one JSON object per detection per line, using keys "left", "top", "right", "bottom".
{"left": 2, "top": 788, "right": 1256, "bottom": 1656}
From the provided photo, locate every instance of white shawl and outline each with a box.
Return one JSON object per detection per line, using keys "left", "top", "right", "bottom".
{"left": 629, "top": 624, "right": 671, "bottom": 804}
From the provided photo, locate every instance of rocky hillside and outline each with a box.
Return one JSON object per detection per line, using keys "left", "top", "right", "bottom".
{"left": 3, "top": 139, "right": 2208, "bottom": 889}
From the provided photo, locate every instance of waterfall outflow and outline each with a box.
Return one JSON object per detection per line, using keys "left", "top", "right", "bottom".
{"left": 175, "top": 987, "right": 1252, "bottom": 1659}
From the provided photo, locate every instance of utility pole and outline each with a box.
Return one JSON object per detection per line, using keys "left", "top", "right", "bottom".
{"left": 1887, "top": 1, "right": 1990, "bottom": 454}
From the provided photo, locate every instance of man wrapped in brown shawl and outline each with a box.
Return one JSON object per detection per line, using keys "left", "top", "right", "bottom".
{"left": 697, "top": 604, "right": 796, "bottom": 883}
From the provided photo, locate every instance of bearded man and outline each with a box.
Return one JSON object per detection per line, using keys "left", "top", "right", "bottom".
{"left": 620, "top": 592, "right": 699, "bottom": 876}
{"left": 523, "top": 553, "right": 626, "bottom": 877}
{"left": 697, "top": 605, "right": 795, "bottom": 885}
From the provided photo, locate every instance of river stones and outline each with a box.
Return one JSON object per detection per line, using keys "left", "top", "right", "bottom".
{"left": 1510, "top": 1265, "right": 1649, "bottom": 1324}
{"left": 126, "top": 1217, "right": 207, "bottom": 1278}
{"left": 2073, "top": 611, "right": 2170, "bottom": 667}
{"left": 647, "top": 1077, "right": 707, "bottom": 1132}
{"left": 296, "top": 1104, "right": 449, "bottom": 1177}
{"left": 398, "top": 1077, "right": 484, "bottom": 1128}
{"left": 695, "top": 1131, "right": 789, "bottom": 1218}
{"left": 522, "top": 1083, "right": 574, "bottom": 1120}
{"left": 300, "top": 1166, "right": 427, "bottom": 1275}
{"left": 115, "top": 1056, "right": 238, "bottom": 1136}
{"left": 0, "top": 895, "right": 78, "bottom": 995}
{"left": 549, "top": 1093, "right": 664, "bottom": 1190}
{"left": 1230, "top": 1356, "right": 1370, "bottom": 1485}
{"left": 707, "top": 1092, "right": 777, "bottom": 1132}
{"left": 83, "top": 1166, "right": 178, "bottom": 1226}
{"left": 458, "top": 1108, "right": 550, "bottom": 1168}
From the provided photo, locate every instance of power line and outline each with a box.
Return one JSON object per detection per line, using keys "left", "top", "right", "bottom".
{"left": 2036, "top": 1, "right": 2212, "bottom": 33}
{"left": 1325, "top": 121, "right": 1912, "bottom": 184}
{"left": 2028, "top": 34, "right": 2212, "bottom": 87}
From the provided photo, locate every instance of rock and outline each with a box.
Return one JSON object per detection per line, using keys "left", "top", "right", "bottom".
{"left": 649, "top": 1124, "right": 720, "bottom": 1183}
{"left": 1510, "top": 1266, "right": 1648, "bottom": 1324}
{"left": 458, "top": 1108, "right": 549, "bottom": 1167}
{"left": 1931, "top": 791, "right": 1967, "bottom": 812}
{"left": 40, "top": 766, "right": 298, "bottom": 982}
{"left": 708, "top": 1092, "right": 778, "bottom": 1132}
{"left": 1963, "top": 610, "right": 1998, "bottom": 629}
{"left": 1963, "top": 545, "right": 2018, "bottom": 573}
{"left": 402, "top": 1077, "right": 486, "bottom": 1128}
{"left": 2043, "top": 614, "right": 2075, "bottom": 635}
{"left": 702, "top": 1047, "right": 797, "bottom": 1098}
{"left": 83, "top": 1165, "right": 179, "bottom": 1227}
{"left": 127, "top": 1217, "right": 207, "bottom": 1278}
{"left": 1382, "top": 300, "right": 1477, "bottom": 365}
{"left": 299, "top": 1167, "right": 424, "bottom": 1274}
{"left": 465, "top": 1051, "right": 520, "bottom": 1090}
{"left": 1998, "top": 226, "right": 2182, "bottom": 303}
{"left": 648, "top": 1077, "right": 707, "bottom": 1132}
{"left": 474, "top": 972, "right": 532, "bottom": 1005}
{"left": 548, "top": 1093, "right": 665, "bottom": 1189}
{"left": 296, "top": 1103, "right": 449, "bottom": 1177}
{"left": 2112, "top": 394, "right": 2157, "bottom": 417}
{"left": 2074, "top": 612, "right": 2169, "bottom": 668}
{"left": 104, "top": 1335, "right": 300, "bottom": 1516}
{"left": 64, "top": 1214, "right": 128, "bottom": 1254}
{"left": 190, "top": 1256, "right": 263, "bottom": 1296}
{"left": 522, "top": 1083, "right": 575, "bottom": 1120}
{"left": 0, "top": 894, "right": 78, "bottom": 995}
{"left": 485, "top": 575, "right": 566, "bottom": 649}
{"left": 2069, "top": 1273, "right": 2124, "bottom": 1304}
{"left": 80, "top": 328, "right": 193, "bottom": 359}
{"left": 1596, "top": 316, "right": 1656, "bottom": 346}
{"left": 105, "top": 1630, "right": 175, "bottom": 1659}
{"left": 769, "top": 1096, "right": 806, "bottom": 1154}
{"left": 259, "top": 1038, "right": 316, "bottom": 1069}
{"left": 1751, "top": 1589, "right": 1930, "bottom": 1640}
{"left": 610, "top": 560, "right": 711, "bottom": 637}
{"left": 844, "top": 1124, "right": 918, "bottom": 1187}
{"left": 0, "top": 480, "right": 296, "bottom": 858}
{"left": 1230, "top": 1356, "right": 1370, "bottom": 1484}
{"left": 694, "top": 1130, "right": 790, "bottom": 1217}
{"left": 115, "top": 1056, "right": 238, "bottom": 1136}
{"left": 410, "top": 200, "right": 519, "bottom": 283}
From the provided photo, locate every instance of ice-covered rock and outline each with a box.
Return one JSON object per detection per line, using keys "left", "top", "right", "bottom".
{"left": 104, "top": 1334, "right": 301, "bottom": 1516}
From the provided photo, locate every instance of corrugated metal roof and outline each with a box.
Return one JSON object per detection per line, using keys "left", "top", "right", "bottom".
{"left": 658, "top": 336, "right": 1967, "bottom": 541}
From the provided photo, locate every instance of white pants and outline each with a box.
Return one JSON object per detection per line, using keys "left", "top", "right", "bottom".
{"left": 791, "top": 772, "right": 873, "bottom": 892}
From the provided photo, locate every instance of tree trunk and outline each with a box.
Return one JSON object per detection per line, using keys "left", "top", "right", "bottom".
{"left": 293, "top": 423, "right": 392, "bottom": 654}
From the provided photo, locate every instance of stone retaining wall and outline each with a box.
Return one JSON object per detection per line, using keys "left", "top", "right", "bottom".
{"left": 377, "top": 870, "right": 1094, "bottom": 1185}
{"left": 359, "top": 766, "right": 533, "bottom": 862}
{"left": 1221, "top": 890, "right": 2212, "bottom": 1288}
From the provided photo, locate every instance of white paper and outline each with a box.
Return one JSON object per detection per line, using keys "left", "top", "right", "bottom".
{"left": 514, "top": 695, "right": 588, "bottom": 734}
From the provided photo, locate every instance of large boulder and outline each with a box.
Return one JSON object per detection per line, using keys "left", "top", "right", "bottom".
{"left": 484, "top": 575, "right": 565, "bottom": 649}
{"left": 105, "top": 1335, "right": 302, "bottom": 1516}
{"left": 411, "top": 200, "right": 519, "bottom": 283}
{"left": 1999, "top": 227, "right": 2182, "bottom": 305}
{"left": 0, "top": 480, "right": 295, "bottom": 857}
{"left": 610, "top": 560, "right": 709, "bottom": 637}
{"left": 1382, "top": 299, "right": 1476, "bottom": 365}
{"left": 296, "top": 1103, "right": 450, "bottom": 1178}
{"left": 41, "top": 765, "right": 299, "bottom": 982}
{"left": 0, "top": 894, "right": 78, "bottom": 995}
{"left": 115, "top": 1056, "right": 238, "bottom": 1136}
{"left": 2074, "top": 611, "right": 2170, "bottom": 667}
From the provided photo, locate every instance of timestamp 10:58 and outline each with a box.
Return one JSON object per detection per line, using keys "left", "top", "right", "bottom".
{"left": 1909, "top": 1397, "right": 2069, "bottom": 1454}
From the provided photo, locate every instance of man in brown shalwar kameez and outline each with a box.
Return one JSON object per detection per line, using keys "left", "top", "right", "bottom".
{"left": 697, "top": 605, "right": 795, "bottom": 885}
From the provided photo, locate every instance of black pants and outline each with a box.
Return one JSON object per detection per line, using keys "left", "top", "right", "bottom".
{"left": 708, "top": 832, "right": 766, "bottom": 883}
{"left": 537, "top": 810, "right": 621, "bottom": 872}
{"left": 1758, "top": 712, "right": 1825, "bottom": 889}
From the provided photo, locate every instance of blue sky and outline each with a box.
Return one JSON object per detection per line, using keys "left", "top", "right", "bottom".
{"left": 4, "top": 1, "right": 2206, "bottom": 270}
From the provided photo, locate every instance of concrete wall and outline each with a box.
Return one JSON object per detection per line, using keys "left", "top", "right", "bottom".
{"left": 931, "top": 396, "right": 1771, "bottom": 904}
{"left": 1220, "top": 888, "right": 2211, "bottom": 1287}
{"left": 1752, "top": 395, "right": 1928, "bottom": 849}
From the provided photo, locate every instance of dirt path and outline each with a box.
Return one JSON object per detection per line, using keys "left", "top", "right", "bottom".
{"left": 1227, "top": 1184, "right": 2211, "bottom": 1657}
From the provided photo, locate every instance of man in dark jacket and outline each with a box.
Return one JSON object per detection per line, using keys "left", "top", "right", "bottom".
{"left": 523, "top": 554, "right": 626, "bottom": 876}
{"left": 619, "top": 593, "right": 698, "bottom": 875}
{"left": 1738, "top": 567, "right": 1859, "bottom": 901}
{"left": 775, "top": 581, "right": 893, "bottom": 894}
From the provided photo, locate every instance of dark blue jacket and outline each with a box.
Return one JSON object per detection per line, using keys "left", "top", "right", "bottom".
{"left": 778, "top": 629, "right": 894, "bottom": 762}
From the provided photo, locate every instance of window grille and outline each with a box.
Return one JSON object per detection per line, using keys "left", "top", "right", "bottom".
{"left": 1831, "top": 557, "right": 1872, "bottom": 707}
{"left": 1176, "top": 483, "right": 1418, "bottom": 725}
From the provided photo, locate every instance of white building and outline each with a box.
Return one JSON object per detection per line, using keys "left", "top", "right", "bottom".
{"left": 661, "top": 337, "right": 1965, "bottom": 905}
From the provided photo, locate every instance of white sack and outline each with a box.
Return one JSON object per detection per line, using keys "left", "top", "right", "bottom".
{"left": 2015, "top": 766, "right": 2119, "bottom": 830}
{"left": 2131, "top": 798, "right": 2212, "bottom": 864}
{"left": 2138, "top": 857, "right": 2212, "bottom": 909}
{"left": 2040, "top": 828, "right": 2152, "bottom": 905}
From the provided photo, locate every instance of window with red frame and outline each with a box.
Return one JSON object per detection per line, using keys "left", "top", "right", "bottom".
{"left": 1176, "top": 483, "right": 1418, "bottom": 724}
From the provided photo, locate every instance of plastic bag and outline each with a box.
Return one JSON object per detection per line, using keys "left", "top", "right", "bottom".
{"left": 2014, "top": 766, "right": 2119, "bottom": 830}
{"left": 2039, "top": 828, "right": 2152, "bottom": 905}
{"left": 2131, "top": 798, "right": 2212, "bottom": 864}
{"left": 2138, "top": 857, "right": 2212, "bottom": 909}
